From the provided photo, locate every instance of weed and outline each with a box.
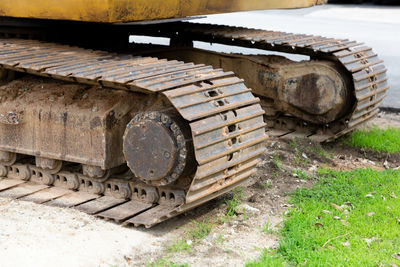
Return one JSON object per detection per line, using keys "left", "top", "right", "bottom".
{"left": 294, "top": 153, "right": 309, "bottom": 166}
{"left": 225, "top": 248, "right": 233, "bottom": 253}
{"left": 215, "top": 232, "right": 226, "bottom": 245}
{"left": 292, "top": 169, "right": 310, "bottom": 180}
{"left": 311, "top": 145, "right": 332, "bottom": 159}
{"left": 226, "top": 187, "right": 243, "bottom": 215}
{"left": 147, "top": 257, "right": 188, "bottom": 267}
{"left": 242, "top": 208, "right": 249, "bottom": 220}
{"left": 167, "top": 239, "right": 191, "bottom": 253}
{"left": 220, "top": 187, "right": 243, "bottom": 223}
{"left": 289, "top": 138, "right": 298, "bottom": 150}
{"left": 165, "top": 219, "right": 212, "bottom": 257}
{"left": 261, "top": 179, "right": 273, "bottom": 189}
{"left": 188, "top": 219, "right": 213, "bottom": 240}
{"left": 290, "top": 138, "right": 309, "bottom": 167}
{"left": 260, "top": 220, "right": 274, "bottom": 234}
{"left": 345, "top": 126, "right": 400, "bottom": 153}
{"left": 273, "top": 153, "right": 283, "bottom": 171}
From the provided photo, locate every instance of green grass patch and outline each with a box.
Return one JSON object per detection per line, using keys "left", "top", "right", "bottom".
{"left": 310, "top": 145, "right": 333, "bottom": 160}
{"left": 345, "top": 127, "right": 400, "bottom": 153}
{"left": 248, "top": 168, "right": 400, "bottom": 266}
{"left": 166, "top": 218, "right": 213, "bottom": 254}
{"left": 188, "top": 219, "right": 213, "bottom": 240}
{"left": 289, "top": 139, "right": 310, "bottom": 167}
{"left": 273, "top": 153, "right": 284, "bottom": 171}
{"left": 147, "top": 257, "right": 188, "bottom": 267}
{"left": 167, "top": 239, "right": 191, "bottom": 253}
{"left": 260, "top": 220, "right": 275, "bottom": 235}
{"left": 219, "top": 187, "right": 243, "bottom": 223}
{"left": 292, "top": 169, "right": 311, "bottom": 180}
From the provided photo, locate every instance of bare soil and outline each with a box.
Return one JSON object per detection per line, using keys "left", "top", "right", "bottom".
{"left": 0, "top": 112, "right": 399, "bottom": 267}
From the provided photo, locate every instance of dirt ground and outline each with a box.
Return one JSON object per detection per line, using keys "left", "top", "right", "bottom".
{"left": 0, "top": 112, "right": 399, "bottom": 267}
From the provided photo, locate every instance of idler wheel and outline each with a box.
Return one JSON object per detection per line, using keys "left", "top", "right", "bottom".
{"left": 0, "top": 151, "right": 17, "bottom": 166}
{"left": 123, "top": 112, "right": 188, "bottom": 186}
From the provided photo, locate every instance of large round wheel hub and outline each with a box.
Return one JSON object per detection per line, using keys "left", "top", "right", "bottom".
{"left": 123, "top": 112, "right": 187, "bottom": 186}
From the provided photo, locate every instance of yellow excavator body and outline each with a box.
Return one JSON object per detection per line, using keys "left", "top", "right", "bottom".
{"left": 0, "top": 0, "right": 326, "bottom": 23}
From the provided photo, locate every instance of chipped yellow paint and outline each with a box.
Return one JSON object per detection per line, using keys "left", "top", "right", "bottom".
{"left": 0, "top": 0, "right": 327, "bottom": 23}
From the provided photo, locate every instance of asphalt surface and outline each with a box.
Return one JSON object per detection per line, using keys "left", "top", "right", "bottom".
{"left": 195, "top": 4, "right": 400, "bottom": 109}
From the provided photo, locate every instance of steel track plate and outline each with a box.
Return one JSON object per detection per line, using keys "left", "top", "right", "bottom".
{"left": 46, "top": 191, "right": 99, "bottom": 208}
{"left": 123, "top": 205, "right": 177, "bottom": 227}
{"left": 0, "top": 178, "right": 26, "bottom": 192}
{"left": 96, "top": 200, "right": 153, "bottom": 222}
{"left": 0, "top": 182, "right": 48, "bottom": 199}
{"left": 75, "top": 196, "right": 128, "bottom": 215}
{"left": 20, "top": 187, "right": 72, "bottom": 204}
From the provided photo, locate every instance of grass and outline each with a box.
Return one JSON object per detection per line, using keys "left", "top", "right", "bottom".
{"left": 311, "top": 145, "right": 333, "bottom": 160}
{"left": 168, "top": 239, "right": 191, "bottom": 253}
{"left": 215, "top": 232, "right": 226, "bottom": 245}
{"left": 247, "top": 168, "right": 400, "bottom": 266}
{"left": 166, "top": 218, "right": 214, "bottom": 254}
{"left": 261, "top": 179, "right": 273, "bottom": 189}
{"left": 289, "top": 139, "right": 310, "bottom": 167}
{"left": 260, "top": 220, "right": 275, "bottom": 235}
{"left": 219, "top": 187, "right": 243, "bottom": 223}
{"left": 273, "top": 153, "right": 284, "bottom": 171}
{"left": 162, "top": 188, "right": 244, "bottom": 260}
{"left": 292, "top": 169, "right": 311, "bottom": 180}
{"left": 147, "top": 257, "right": 188, "bottom": 267}
{"left": 345, "top": 127, "right": 400, "bottom": 153}
{"left": 188, "top": 220, "right": 213, "bottom": 240}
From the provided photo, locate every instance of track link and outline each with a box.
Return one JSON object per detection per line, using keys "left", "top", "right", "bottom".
{"left": 0, "top": 38, "right": 266, "bottom": 227}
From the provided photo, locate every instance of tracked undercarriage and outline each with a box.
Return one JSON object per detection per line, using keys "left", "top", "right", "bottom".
{"left": 0, "top": 19, "right": 388, "bottom": 227}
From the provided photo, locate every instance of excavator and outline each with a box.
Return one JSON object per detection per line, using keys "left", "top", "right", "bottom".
{"left": 0, "top": 0, "right": 388, "bottom": 227}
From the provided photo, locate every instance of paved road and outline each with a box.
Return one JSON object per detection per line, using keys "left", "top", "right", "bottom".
{"left": 195, "top": 4, "right": 400, "bottom": 109}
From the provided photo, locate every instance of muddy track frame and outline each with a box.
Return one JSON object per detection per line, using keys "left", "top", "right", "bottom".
{"left": 138, "top": 22, "right": 389, "bottom": 142}
{"left": 0, "top": 38, "right": 266, "bottom": 227}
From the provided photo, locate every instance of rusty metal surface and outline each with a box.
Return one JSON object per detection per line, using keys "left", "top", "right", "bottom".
{"left": 149, "top": 48, "right": 352, "bottom": 125}
{"left": 163, "top": 76, "right": 267, "bottom": 205}
{"left": 20, "top": 187, "right": 72, "bottom": 204}
{"left": 96, "top": 201, "right": 153, "bottom": 223}
{"left": 0, "top": 182, "right": 47, "bottom": 198}
{"left": 46, "top": 191, "right": 99, "bottom": 208}
{"left": 123, "top": 112, "right": 189, "bottom": 186}
{"left": 0, "top": 178, "right": 25, "bottom": 191}
{"left": 75, "top": 196, "right": 128, "bottom": 215}
{"left": 147, "top": 22, "right": 388, "bottom": 142}
{"left": 124, "top": 205, "right": 177, "bottom": 228}
{"left": 0, "top": 37, "right": 266, "bottom": 227}
{"left": 0, "top": 39, "right": 236, "bottom": 95}
{"left": 0, "top": 76, "right": 150, "bottom": 169}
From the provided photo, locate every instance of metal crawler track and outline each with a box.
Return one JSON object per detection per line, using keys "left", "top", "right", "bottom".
{"left": 0, "top": 38, "right": 266, "bottom": 227}
{"left": 149, "top": 22, "right": 389, "bottom": 142}
{"left": 0, "top": 21, "right": 389, "bottom": 227}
